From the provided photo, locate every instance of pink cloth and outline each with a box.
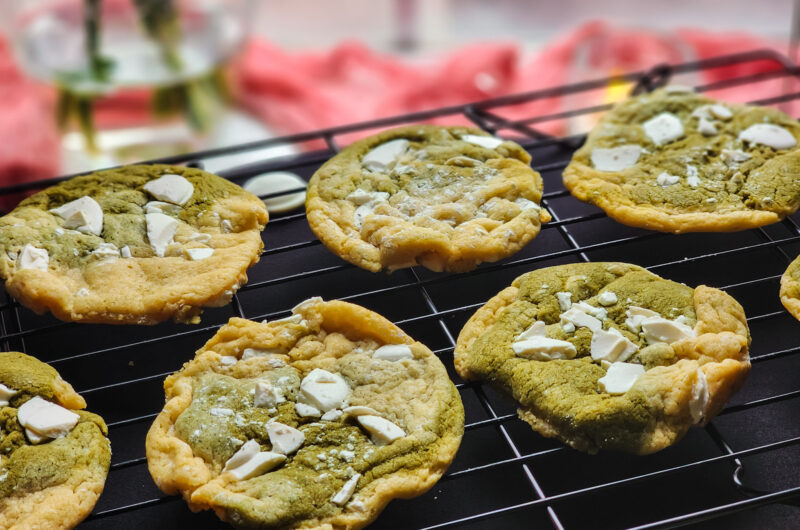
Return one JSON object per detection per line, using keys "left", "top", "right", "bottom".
{"left": 0, "top": 20, "right": 795, "bottom": 203}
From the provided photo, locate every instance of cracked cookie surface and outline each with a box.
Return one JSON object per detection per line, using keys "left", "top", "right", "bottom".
{"left": 454, "top": 262, "right": 751, "bottom": 454}
{"left": 0, "top": 164, "right": 268, "bottom": 324}
{"left": 0, "top": 352, "right": 110, "bottom": 530}
{"left": 146, "top": 297, "right": 463, "bottom": 528}
{"left": 563, "top": 88, "right": 800, "bottom": 233}
{"left": 306, "top": 125, "right": 550, "bottom": 273}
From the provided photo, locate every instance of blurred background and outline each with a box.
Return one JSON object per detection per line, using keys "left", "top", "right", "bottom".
{"left": 0, "top": 0, "right": 796, "bottom": 203}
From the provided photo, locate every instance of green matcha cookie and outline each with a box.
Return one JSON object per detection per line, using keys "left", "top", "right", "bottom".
{"left": 0, "top": 164, "right": 268, "bottom": 324}
{"left": 0, "top": 352, "right": 110, "bottom": 529}
{"left": 306, "top": 125, "right": 550, "bottom": 273}
{"left": 563, "top": 87, "right": 800, "bottom": 233}
{"left": 454, "top": 262, "right": 751, "bottom": 454}
{"left": 146, "top": 297, "right": 464, "bottom": 528}
{"left": 780, "top": 255, "right": 800, "bottom": 321}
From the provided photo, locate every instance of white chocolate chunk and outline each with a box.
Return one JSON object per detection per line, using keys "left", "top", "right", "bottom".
{"left": 255, "top": 381, "right": 285, "bottom": 408}
{"left": 597, "top": 292, "right": 618, "bottom": 306}
{"left": 625, "top": 306, "right": 661, "bottom": 332}
{"left": 228, "top": 451, "right": 286, "bottom": 480}
{"left": 342, "top": 406, "right": 379, "bottom": 417}
{"left": 590, "top": 145, "right": 641, "bottom": 171}
{"left": 224, "top": 439, "right": 260, "bottom": 471}
{"left": 556, "top": 292, "right": 572, "bottom": 311}
{"left": 357, "top": 415, "right": 405, "bottom": 445}
{"left": 145, "top": 213, "right": 178, "bottom": 257}
{"left": 241, "top": 347, "right": 283, "bottom": 359}
{"left": 244, "top": 171, "right": 307, "bottom": 213}
{"left": 49, "top": 196, "right": 103, "bottom": 236}
{"left": 92, "top": 242, "right": 120, "bottom": 260}
{"left": 17, "top": 244, "right": 49, "bottom": 271}
{"left": 143, "top": 174, "right": 194, "bottom": 205}
{"left": 687, "top": 175, "right": 700, "bottom": 187}
{"left": 643, "top": 112, "right": 684, "bottom": 145}
{"left": 0, "top": 383, "right": 18, "bottom": 407}
{"left": 656, "top": 172, "right": 680, "bottom": 187}
{"left": 691, "top": 104, "right": 732, "bottom": 120}
{"left": 562, "top": 322, "right": 576, "bottom": 333}
{"left": 184, "top": 248, "right": 214, "bottom": 261}
{"left": 120, "top": 245, "right": 132, "bottom": 258}
{"left": 721, "top": 149, "right": 751, "bottom": 166}
{"left": 512, "top": 336, "right": 577, "bottom": 361}
{"left": 517, "top": 321, "right": 546, "bottom": 341}
{"left": 219, "top": 355, "right": 237, "bottom": 366}
{"left": 362, "top": 139, "right": 409, "bottom": 172}
{"left": 598, "top": 362, "right": 645, "bottom": 395}
{"left": 514, "top": 197, "right": 541, "bottom": 212}
{"left": 295, "top": 403, "right": 321, "bottom": 418}
{"left": 210, "top": 407, "right": 234, "bottom": 417}
{"left": 298, "top": 369, "right": 350, "bottom": 413}
{"left": 17, "top": 396, "right": 79, "bottom": 441}
{"left": 267, "top": 422, "right": 305, "bottom": 455}
{"left": 144, "top": 201, "right": 182, "bottom": 216}
{"left": 697, "top": 117, "right": 717, "bottom": 136}
{"left": 689, "top": 369, "right": 709, "bottom": 424}
{"left": 321, "top": 409, "right": 343, "bottom": 421}
{"left": 559, "top": 307, "right": 602, "bottom": 332}
{"left": 332, "top": 473, "right": 361, "bottom": 505}
{"left": 373, "top": 344, "right": 414, "bottom": 361}
{"left": 590, "top": 328, "right": 638, "bottom": 363}
{"left": 221, "top": 219, "right": 233, "bottom": 233}
{"left": 739, "top": 124, "right": 796, "bottom": 150}
{"left": 25, "top": 429, "right": 46, "bottom": 444}
{"left": 461, "top": 134, "right": 504, "bottom": 149}
{"left": 573, "top": 301, "right": 607, "bottom": 320}
{"left": 641, "top": 317, "right": 695, "bottom": 344}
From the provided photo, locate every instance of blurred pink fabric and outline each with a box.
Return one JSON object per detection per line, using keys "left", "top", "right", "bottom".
{"left": 0, "top": 20, "right": 795, "bottom": 202}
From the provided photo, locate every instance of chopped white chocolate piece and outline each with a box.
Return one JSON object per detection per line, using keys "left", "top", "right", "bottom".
{"left": 224, "top": 439, "right": 260, "bottom": 471}
{"left": 689, "top": 369, "right": 709, "bottom": 424}
{"left": 597, "top": 292, "right": 618, "bottom": 306}
{"left": 221, "top": 219, "right": 233, "bottom": 233}
{"left": 0, "top": 383, "right": 18, "bottom": 407}
{"left": 512, "top": 336, "right": 577, "bottom": 361}
{"left": 562, "top": 322, "right": 576, "bottom": 333}
{"left": 625, "top": 306, "right": 661, "bottom": 332}
{"left": 517, "top": 321, "right": 546, "bottom": 341}
{"left": 556, "top": 292, "right": 572, "bottom": 311}
{"left": 598, "top": 362, "right": 645, "bottom": 395}
{"left": 145, "top": 213, "right": 178, "bottom": 257}
{"left": 697, "top": 118, "right": 717, "bottom": 136}
{"left": 357, "top": 415, "right": 405, "bottom": 445}
{"left": 49, "top": 196, "right": 103, "bottom": 236}
{"left": 656, "top": 172, "right": 680, "bottom": 187}
{"left": 255, "top": 381, "right": 285, "bottom": 408}
{"left": 185, "top": 248, "right": 214, "bottom": 261}
{"left": 342, "top": 406, "right": 379, "bottom": 417}
{"left": 143, "top": 174, "right": 194, "bottom": 205}
{"left": 559, "top": 307, "right": 602, "bottom": 332}
{"left": 228, "top": 451, "right": 286, "bottom": 480}
{"left": 295, "top": 403, "right": 321, "bottom": 418}
{"left": 590, "top": 145, "right": 641, "bottom": 171}
{"left": 25, "top": 428, "right": 46, "bottom": 444}
{"left": 120, "top": 245, "right": 132, "bottom": 258}
{"left": 210, "top": 407, "right": 234, "bottom": 417}
{"left": 691, "top": 104, "right": 732, "bottom": 120}
{"left": 92, "top": 242, "right": 120, "bottom": 260}
{"left": 573, "top": 301, "right": 607, "bottom": 320}
{"left": 267, "top": 422, "right": 305, "bottom": 455}
{"left": 687, "top": 175, "right": 700, "bottom": 187}
{"left": 219, "top": 355, "right": 237, "bottom": 366}
{"left": 362, "top": 139, "right": 409, "bottom": 172}
{"left": 739, "top": 124, "right": 796, "bottom": 150}
{"left": 144, "top": 201, "right": 182, "bottom": 216}
{"left": 16, "top": 396, "right": 79, "bottom": 441}
{"left": 643, "top": 112, "right": 684, "bottom": 145}
{"left": 321, "top": 409, "right": 343, "bottom": 421}
{"left": 298, "top": 369, "right": 350, "bottom": 412}
{"left": 17, "top": 244, "right": 49, "bottom": 271}
{"left": 590, "top": 328, "right": 638, "bottom": 363}
{"left": 461, "top": 134, "right": 504, "bottom": 149}
{"left": 721, "top": 149, "right": 751, "bottom": 166}
{"left": 373, "top": 344, "right": 414, "bottom": 361}
{"left": 332, "top": 473, "right": 361, "bottom": 505}
{"left": 241, "top": 347, "right": 283, "bottom": 359}
{"left": 641, "top": 317, "right": 695, "bottom": 344}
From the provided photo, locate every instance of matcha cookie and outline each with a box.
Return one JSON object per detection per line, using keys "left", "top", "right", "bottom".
{"left": 0, "top": 352, "right": 111, "bottom": 529}
{"left": 306, "top": 125, "right": 550, "bottom": 273}
{"left": 0, "top": 164, "right": 268, "bottom": 324}
{"left": 146, "top": 297, "right": 464, "bottom": 528}
{"left": 780, "top": 255, "right": 800, "bottom": 321}
{"left": 454, "top": 262, "right": 750, "bottom": 454}
{"left": 563, "top": 87, "right": 800, "bottom": 233}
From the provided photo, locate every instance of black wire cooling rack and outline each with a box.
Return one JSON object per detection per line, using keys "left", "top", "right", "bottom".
{"left": 2, "top": 48, "right": 800, "bottom": 529}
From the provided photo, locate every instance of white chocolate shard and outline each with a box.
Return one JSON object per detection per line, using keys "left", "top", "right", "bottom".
{"left": 512, "top": 336, "right": 577, "bottom": 361}
{"left": 598, "top": 362, "right": 645, "bottom": 395}
{"left": 17, "top": 244, "right": 49, "bottom": 271}
{"left": 185, "top": 248, "right": 214, "bottom": 261}
{"left": 590, "top": 328, "right": 638, "bottom": 363}
{"left": 739, "top": 124, "right": 796, "bottom": 150}
{"left": 321, "top": 409, "right": 343, "bottom": 421}
{"left": 687, "top": 175, "right": 700, "bottom": 187}
{"left": 342, "top": 406, "right": 379, "bottom": 417}
{"left": 590, "top": 145, "right": 641, "bottom": 171}
{"left": 641, "top": 317, "right": 695, "bottom": 344}
{"left": 49, "top": 196, "right": 103, "bottom": 236}
{"left": 556, "top": 292, "right": 572, "bottom": 311}
{"left": 362, "top": 139, "right": 409, "bottom": 172}
{"left": 516, "top": 321, "right": 547, "bottom": 341}
{"left": 0, "top": 383, "right": 18, "bottom": 407}
{"left": 597, "top": 292, "right": 618, "bottom": 306}
{"left": 559, "top": 307, "right": 602, "bottom": 332}
{"left": 625, "top": 306, "right": 661, "bottom": 332}
{"left": 143, "top": 174, "right": 194, "bottom": 205}
{"left": 228, "top": 451, "right": 286, "bottom": 480}
{"left": 267, "top": 422, "right": 305, "bottom": 455}
{"left": 295, "top": 403, "right": 322, "bottom": 418}
{"left": 298, "top": 369, "right": 350, "bottom": 413}
{"left": 144, "top": 201, "right": 182, "bottom": 216}
{"left": 255, "top": 381, "right": 285, "bottom": 408}
{"left": 689, "top": 369, "right": 710, "bottom": 423}
{"left": 17, "top": 396, "right": 79, "bottom": 441}
{"left": 357, "top": 415, "right": 405, "bottom": 445}
{"left": 373, "top": 344, "right": 414, "bottom": 361}
{"left": 697, "top": 118, "right": 717, "bottom": 136}
{"left": 332, "top": 473, "right": 361, "bottom": 505}
{"left": 224, "top": 439, "right": 260, "bottom": 471}
{"left": 120, "top": 245, "right": 132, "bottom": 258}
{"left": 145, "top": 213, "right": 178, "bottom": 257}
{"left": 656, "top": 172, "right": 680, "bottom": 187}
{"left": 92, "top": 242, "right": 120, "bottom": 260}
{"left": 573, "top": 301, "right": 607, "bottom": 320}
{"left": 721, "top": 149, "right": 751, "bottom": 166}
{"left": 461, "top": 134, "right": 504, "bottom": 149}
{"left": 643, "top": 112, "right": 684, "bottom": 145}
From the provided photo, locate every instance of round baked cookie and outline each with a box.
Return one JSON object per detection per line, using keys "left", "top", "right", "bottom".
{"left": 780, "top": 255, "right": 800, "bottom": 321}
{"left": 146, "top": 297, "right": 464, "bottom": 528}
{"left": 454, "top": 262, "right": 751, "bottom": 454}
{"left": 306, "top": 125, "right": 550, "bottom": 273}
{"left": 0, "top": 352, "right": 111, "bottom": 529}
{"left": 563, "top": 87, "right": 800, "bottom": 233}
{"left": 0, "top": 164, "right": 268, "bottom": 324}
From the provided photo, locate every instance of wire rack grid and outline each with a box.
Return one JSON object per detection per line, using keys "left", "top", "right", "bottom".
{"left": 2, "top": 49, "right": 800, "bottom": 530}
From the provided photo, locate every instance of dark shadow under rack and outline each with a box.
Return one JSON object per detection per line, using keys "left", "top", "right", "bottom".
{"left": 2, "top": 49, "right": 800, "bottom": 529}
